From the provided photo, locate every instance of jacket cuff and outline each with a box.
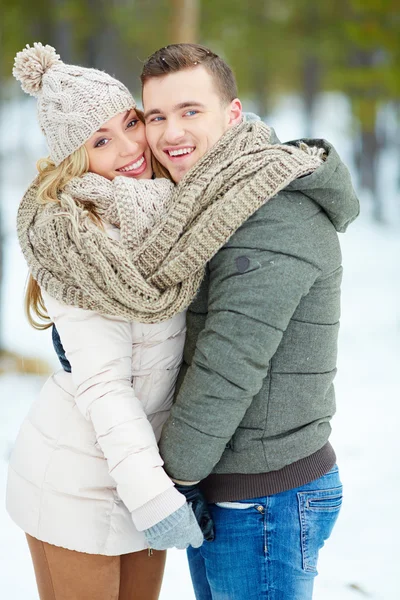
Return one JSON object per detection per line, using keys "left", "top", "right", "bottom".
{"left": 131, "top": 485, "right": 186, "bottom": 532}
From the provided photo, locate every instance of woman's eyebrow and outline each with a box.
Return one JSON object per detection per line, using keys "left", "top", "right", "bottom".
{"left": 96, "top": 110, "right": 132, "bottom": 133}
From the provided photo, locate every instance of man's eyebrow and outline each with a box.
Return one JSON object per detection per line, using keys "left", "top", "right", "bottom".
{"left": 96, "top": 110, "right": 132, "bottom": 133}
{"left": 144, "top": 101, "right": 205, "bottom": 120}
{"left": 143, "top": 108, "right": 162, "bottom": 120}
{"left": 174, "top": 101, "right": 205, "bottom": 110}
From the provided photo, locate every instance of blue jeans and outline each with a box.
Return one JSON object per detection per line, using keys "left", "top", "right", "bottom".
{"left": 187, "top": 465, "right": 342, "bottom": 600}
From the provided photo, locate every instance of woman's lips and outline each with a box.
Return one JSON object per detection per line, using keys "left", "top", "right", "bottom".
{"left": 116, "top": 154, "right": 147, "bottom": 176}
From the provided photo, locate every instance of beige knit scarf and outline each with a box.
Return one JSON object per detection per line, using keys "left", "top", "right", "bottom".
{"left": 17, "top": 121, "right": 324, "bottom": 323}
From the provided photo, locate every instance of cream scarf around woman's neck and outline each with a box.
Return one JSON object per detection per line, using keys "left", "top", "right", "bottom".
{"left": 17, "top": 120, "right": 325, "bottom": 323}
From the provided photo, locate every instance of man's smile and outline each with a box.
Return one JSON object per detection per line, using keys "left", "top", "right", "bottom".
{"left": 164, "top": 146, "right": 195, "bottom": 160}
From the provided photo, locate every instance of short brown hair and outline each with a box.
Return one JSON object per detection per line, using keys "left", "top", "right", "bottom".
{"left": 141, "top": 44, "right": 238, "bottom": 106}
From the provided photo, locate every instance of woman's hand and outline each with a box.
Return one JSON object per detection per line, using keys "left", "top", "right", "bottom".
{"left": 144, "top": 503, "right": 204, "bottom": 550}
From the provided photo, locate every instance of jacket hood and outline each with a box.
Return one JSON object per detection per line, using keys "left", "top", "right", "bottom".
{"left": 243, "top": 113, "right": 360, "bottom": 232}
{"left": 283, "top": 135, "right": 360, "bottom": 232}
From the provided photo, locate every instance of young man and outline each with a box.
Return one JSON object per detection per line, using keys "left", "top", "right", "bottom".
{"left": 141, "top": 44, "right": 359, "bottom": 599}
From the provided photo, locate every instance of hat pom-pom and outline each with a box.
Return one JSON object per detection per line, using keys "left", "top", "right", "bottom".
{"left": 13, "top": 43, "right": 61, "bottom": 96}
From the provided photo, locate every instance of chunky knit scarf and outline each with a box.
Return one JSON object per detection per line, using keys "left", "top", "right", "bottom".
{"left": 17, "top": 121, "right": 324, "bottom": 323}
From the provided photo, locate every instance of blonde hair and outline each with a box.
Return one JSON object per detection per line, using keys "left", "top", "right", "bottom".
{"left": 26, "top": 109, "right": 170, "bottom": 330}
{"left": 26, "top": 146, "right": 90, "bottom": 330}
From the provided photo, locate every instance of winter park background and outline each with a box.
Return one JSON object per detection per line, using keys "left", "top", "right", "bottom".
{"left": 1, "top": 2, "right": 399, "bottom": 599}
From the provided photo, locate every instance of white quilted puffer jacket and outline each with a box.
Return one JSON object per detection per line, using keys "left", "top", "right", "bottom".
{"left": 6, "top": 225, "right": 187, "bottom": 556}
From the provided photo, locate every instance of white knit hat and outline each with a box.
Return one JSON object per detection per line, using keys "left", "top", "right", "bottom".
{"left": 13, "top": 43, "right": 136, "bottom": 166}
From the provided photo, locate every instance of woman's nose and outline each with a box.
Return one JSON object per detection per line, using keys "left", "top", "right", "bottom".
{"left": 119, "top": 137, "right": 139, "bottom": 157}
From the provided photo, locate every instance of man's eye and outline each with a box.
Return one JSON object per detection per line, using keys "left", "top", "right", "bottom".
{"left": 95, "top": 138, "right": 108, "bottom": 148}
{"left": 127, "top": 119, "right": 138, "bottom": 128}
{"left": 185, "top": 110, "right": 198, "bottom": 117}
{"left": 150, "top": 116, "right": 164, "bottom": 123}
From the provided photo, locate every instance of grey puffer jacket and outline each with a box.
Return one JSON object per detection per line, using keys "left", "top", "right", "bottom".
{"left": 159, "top": 133, "right": 359, "bottom": 482}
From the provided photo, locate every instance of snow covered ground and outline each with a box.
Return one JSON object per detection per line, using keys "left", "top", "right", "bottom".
{"left": 1, "top": 94, "right": 399, "bottom": 598}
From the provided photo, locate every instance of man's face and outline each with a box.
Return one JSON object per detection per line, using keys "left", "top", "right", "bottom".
{"left": 143, "top": 66, "right": 242, "bottom": 183}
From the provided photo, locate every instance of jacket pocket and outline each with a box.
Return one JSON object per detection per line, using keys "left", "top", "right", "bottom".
{"left": 297, "top": 485, "right": 343, "bottom": 573}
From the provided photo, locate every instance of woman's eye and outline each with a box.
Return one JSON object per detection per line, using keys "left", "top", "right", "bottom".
{"left": 95, "top": 138, "right": 108, "bottom": 148}
{"left": 127, "top": 119, "right": 138, "bottom": 128}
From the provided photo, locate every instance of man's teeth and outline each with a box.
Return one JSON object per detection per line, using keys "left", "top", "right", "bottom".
{"left": 119, "top": 156, "right": 145, "bottom": 172}
{"left": 168, "top": 147, "right": 195, "bottom": 157}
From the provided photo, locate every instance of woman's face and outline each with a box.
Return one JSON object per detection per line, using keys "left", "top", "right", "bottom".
{"left": 84, "top": 109, "right": 152, "bottom": 180}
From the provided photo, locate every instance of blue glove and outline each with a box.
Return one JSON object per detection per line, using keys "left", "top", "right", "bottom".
{"left": 175, "top": 483, "right": 215, "bottom": 542}
{"left": 144, "top": 503, "right": 203, "bottom": 550}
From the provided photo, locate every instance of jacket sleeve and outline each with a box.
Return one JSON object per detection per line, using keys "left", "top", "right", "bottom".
{"left": 43, "top": 292, "right": 184, "bottom": 525}
{"left": 159, "top": 205, "right": 323, "bottom": 481}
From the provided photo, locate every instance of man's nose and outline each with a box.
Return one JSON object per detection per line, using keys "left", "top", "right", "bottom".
{"left": 164, "top": 121, "right": 185, "bottom": 145}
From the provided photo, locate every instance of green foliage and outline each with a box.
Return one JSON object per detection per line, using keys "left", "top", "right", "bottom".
{"left": 110, "top": 0, "right": 173, "bottom": 58}
{"left": 1, "top": 0, "right": 399, "bottom": 128}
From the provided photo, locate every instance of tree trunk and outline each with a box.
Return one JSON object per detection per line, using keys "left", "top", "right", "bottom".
{"left": 301, "top": 3, "right": 321, "bottom": 138}
{"left": 302, "top": 55, "right": 320, "bottom": 138}
{"left": 53, "top": 0, "right": 74, "bottom": 64}
{"left": 82, "top": 0, "right": 104, "bottom": 67}
{"left": 394, "top": 101, "right": 400, "bottom": 192}
{"left": 350, "top": 49, "right": 383, "bottom": 222}
{"left": 171, "top": 0, "right": 200, "bottom": 43}
{"left": 0, "top": 82, "right": 4, "bottom": 352}
{"left": 360, "top": 127, "right": 383, "bottom": 223}
{"left": 253, "top": 65, "right": 270, "bottom": 120}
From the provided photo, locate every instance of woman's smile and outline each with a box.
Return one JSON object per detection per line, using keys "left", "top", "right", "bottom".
{"left": 116, "top": 153, "right": 148, "bottom": 177}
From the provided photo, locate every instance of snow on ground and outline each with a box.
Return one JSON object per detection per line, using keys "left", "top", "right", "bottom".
{"left": 1, "top": 95, "right": 399, "bottom": 598}
{"left": 1, "top": 217, "right": 398, "bottom": 600}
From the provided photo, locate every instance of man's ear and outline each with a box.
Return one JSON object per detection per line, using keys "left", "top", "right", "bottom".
{"left": 227, "top": 98, "right": 243, "bottom": 127}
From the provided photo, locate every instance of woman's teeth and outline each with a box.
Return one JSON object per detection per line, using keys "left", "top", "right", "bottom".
{"left": 168, "top": 147, "right": 195, "bottom": 157}
{"left": 119, "top": 156, "right": 145, "bottom": 172}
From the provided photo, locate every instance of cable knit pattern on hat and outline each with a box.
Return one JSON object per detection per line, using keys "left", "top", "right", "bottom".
{"left": 17, "top": 121, "right": 325, "bottom": 324}
{"left": 13, "top": 43, "right": 135, "bottom": 165}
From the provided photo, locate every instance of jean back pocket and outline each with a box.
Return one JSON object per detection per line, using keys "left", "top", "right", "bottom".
{"left": 297, "top": 485, "right": 343, "bottom": 573}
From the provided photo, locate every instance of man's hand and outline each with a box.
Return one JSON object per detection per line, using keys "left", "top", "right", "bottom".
{"left": 174, "top": 483, "right": 215, "bottom": 542}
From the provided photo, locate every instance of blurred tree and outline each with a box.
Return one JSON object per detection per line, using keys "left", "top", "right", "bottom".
{"left": 110, "top": 0, "right": 173, "bottom": 95}
{"left": 53, "top": 0, "right": 73, "bottom": 63}
{"left": 171, "top": 0, "right": 200, "bottom": 43}
{"left": 201, "top": 0, "right": 291, "bottom": 116}
{"left": 0, "top": 87, "right": 3, "bottom": 352}
{"left": 328, "top": 0, "right": 400, "bottom": 222}
{"left": 0, "top": 0, "right": 399, "bottom": 233}
{"left": 202, "top": 0, "right": 399, "bottom": 221}
{"left": 0, "top": 0, "right": 72, "bottom": 353}
{"left": 284, "top": 1, "right": 345, "bottom": 136}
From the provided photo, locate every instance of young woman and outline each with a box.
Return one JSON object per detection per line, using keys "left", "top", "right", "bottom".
{"left": 7, "top": 43, "right": 202, "bottom": 600}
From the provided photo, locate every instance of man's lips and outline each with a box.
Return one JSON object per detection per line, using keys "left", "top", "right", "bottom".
{"left": 116, "top": 154, "right": 147, "bottom": 174}
{"left": 164, "top": 146, "right": 195, "bottom": 160}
